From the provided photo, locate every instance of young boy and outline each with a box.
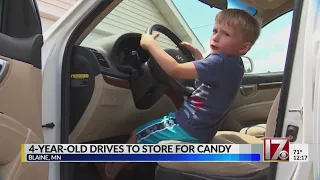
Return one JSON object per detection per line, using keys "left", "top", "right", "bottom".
{"left": 96, "top": 8, "right": 261, "bottom": 179}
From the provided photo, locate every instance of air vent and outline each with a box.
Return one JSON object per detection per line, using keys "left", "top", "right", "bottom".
{"left": 88, "top": 48, "right": 110, "bottom": 68}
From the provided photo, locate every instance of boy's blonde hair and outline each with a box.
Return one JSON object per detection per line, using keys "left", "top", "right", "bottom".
{"left": 215, "top": 9, "right": 262, "bottom": 44}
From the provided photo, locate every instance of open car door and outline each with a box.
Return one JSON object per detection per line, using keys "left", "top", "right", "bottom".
{"left": 0, "top": 0, "right": 48, "bottom": 179}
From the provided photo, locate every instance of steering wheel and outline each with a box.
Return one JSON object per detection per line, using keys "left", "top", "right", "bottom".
{"left": 146, "top": 24, "right": 196, "bottom": 96}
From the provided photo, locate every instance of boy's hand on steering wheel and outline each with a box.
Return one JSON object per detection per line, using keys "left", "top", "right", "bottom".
{"left": 180, "top": 42, "right": 203, "bottom": 60}
{"left": 140, "top": 33, "right": 160, "bottom": 51}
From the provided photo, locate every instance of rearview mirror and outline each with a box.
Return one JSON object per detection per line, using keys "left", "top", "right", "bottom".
{"left": 199, "top": 0, "right": 258, "bottom": 16}
{"left": 199, "top": 0, "right": 227, "bottom": 10}
{"left": 241, "top": 56, "right": 254, "bottom": 73}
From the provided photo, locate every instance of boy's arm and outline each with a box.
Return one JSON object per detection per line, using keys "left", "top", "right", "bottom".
{"left": 146, "top": 41, "right": 198, "bottom": 79}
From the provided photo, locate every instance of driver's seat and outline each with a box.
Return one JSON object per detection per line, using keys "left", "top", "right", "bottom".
{"left": 154, "top": 89, "right": 281, "bottom": 180}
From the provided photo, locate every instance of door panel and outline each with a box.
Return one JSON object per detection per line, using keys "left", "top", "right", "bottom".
{"left": 0, "top": 34, "right": 43, "bottom": 68}
{"left": 220, "top": 74, "right": 282, "bottom": 131}
{"left": 0, "top": 56, "right": 47, "bottom": 180}
{"left": 0, "top": 56, "right": 42, "bottom": 138}
{"left": 0, "top": 59, "right": 9, "bottom": 83}
{"left": 0, "top": 0, "right": 47, "bottom": 179}
{"left": 241, "top": 72, "right": 283, "bottom": 85}
{"left": 0, "top": 113, "right": 48, "bottom": 180}
{"left": 231, "top": 88, "right": 280, "bottom": 126}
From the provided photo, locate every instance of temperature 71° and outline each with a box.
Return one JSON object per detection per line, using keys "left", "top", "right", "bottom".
{"left": 293, "top": 149, "right": 302, "bottom": 155}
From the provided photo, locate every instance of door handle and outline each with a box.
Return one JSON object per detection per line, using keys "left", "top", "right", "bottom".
{"left": 0, "top": 59, "right": 9, "bottom": 83}
{"left": 240, "top": 85, "right": 257, "bottom": 96}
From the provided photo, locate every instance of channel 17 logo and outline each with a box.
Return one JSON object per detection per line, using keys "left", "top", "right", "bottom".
{"left": 264, "top": 138, "right": 290, "bottom": 161}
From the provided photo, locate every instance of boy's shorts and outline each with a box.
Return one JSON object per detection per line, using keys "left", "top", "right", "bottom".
{"left": 136, "top": 112, "right": 201, "bottom": 144}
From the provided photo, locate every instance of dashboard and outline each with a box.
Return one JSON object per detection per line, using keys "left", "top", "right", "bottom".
{"left": 71, "top": 32, "right": 167, "bottom": 111}
{"left": 81, "top": 33, "right": 150, "bottom": 79}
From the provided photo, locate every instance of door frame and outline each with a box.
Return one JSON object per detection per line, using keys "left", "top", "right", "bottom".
{"left": 268, "top": 0, "right": 304, "bottom": 179}
{"left": 60, "top": 1, "right": 116, "bottom": 179}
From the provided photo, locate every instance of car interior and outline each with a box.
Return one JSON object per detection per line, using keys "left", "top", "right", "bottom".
{"left": 65, "top": 0, "right": 294, "bottom": 179}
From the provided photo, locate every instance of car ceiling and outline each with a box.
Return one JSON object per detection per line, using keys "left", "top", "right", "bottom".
{"left": 242, "top": 0, "right": 294, "bottom": 25}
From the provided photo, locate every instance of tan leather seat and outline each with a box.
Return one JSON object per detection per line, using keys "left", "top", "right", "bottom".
{"left": 239, "top": 89, "right": 281, "bottom": 138}
{"left": 157, "top": 133, "right": 269, "bottom": 177}
{"left": 157, "top": 89, "right": 281, "bottom": 177}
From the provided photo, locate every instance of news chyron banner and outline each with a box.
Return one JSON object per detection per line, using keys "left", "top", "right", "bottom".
{"left": 20, "top": 138, "right": 313, "bottom": 162}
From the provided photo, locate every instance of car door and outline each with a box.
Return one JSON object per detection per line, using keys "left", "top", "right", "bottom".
{"left": 220, "top": 11, "right": 293, "bottom": 132}
{"left": 0, "top": 0, "right": 48, "bottom": 180}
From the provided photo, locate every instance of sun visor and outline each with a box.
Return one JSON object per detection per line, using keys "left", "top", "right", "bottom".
{"left": 198, "top": 0, "right": 227, "bottom": 10}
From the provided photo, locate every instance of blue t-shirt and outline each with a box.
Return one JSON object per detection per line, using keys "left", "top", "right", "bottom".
{"left": 175, "top": 53, "right": 244, "bottom": 142}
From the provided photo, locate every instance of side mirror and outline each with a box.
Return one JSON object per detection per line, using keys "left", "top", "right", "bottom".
{"left": 241, "top": 56, "right": 254, "bottom": 73}
{"left": 199, "top": 0, "right": 227, "bottom": 10}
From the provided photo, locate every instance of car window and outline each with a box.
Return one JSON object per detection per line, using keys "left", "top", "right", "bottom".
{"left": 246, "top": 11, "right": 293, "bottom": 74}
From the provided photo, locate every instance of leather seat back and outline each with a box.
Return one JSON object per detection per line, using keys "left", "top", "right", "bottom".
{"left": 265, "top": 89, "right": 281, "bottom": 137}
{"left": 239, "top": 89, "right": 281, "bottom": 138}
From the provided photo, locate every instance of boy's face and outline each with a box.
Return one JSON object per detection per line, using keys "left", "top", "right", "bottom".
{"left": 210, "top": 23, "right": 252, "bottom": 56}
